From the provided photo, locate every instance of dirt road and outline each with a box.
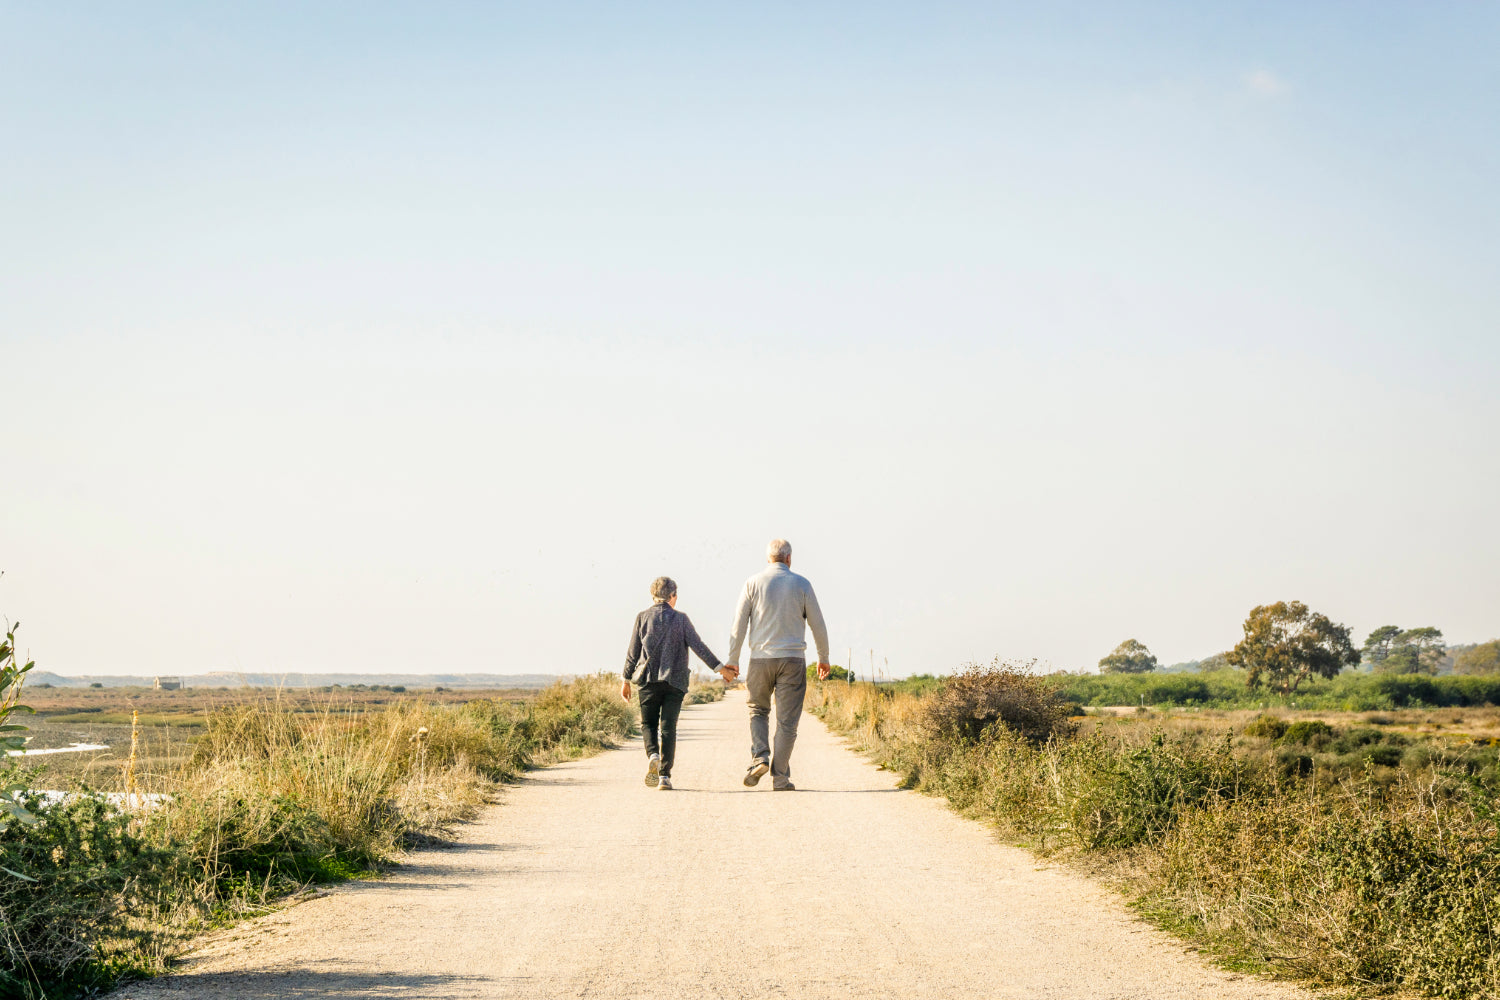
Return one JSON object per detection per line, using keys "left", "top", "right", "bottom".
{"left": 116, "top": 690, "right": 1309, "bottom": 999}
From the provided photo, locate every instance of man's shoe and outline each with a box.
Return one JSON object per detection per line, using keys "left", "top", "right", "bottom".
{"left": 743, "top": 760, "right": 770, "bottom": 787}
{"left": 658, "top": 776, "right": 673, "bottom": 790}
{"left": 645, "top": 754, "right": 660, "bottom": 788}
{"left": 773, "top": 783, "right": 796, "bottom": 791}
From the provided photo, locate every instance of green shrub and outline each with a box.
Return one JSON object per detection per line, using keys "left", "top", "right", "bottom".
{"left": 1330, "top": 728, "right": 1409, "bottom": 755}
{"left": 1279, "top": 719, "right": 1335, "bottom": 748}
{"left": 0, "top": 788, "right": 184, "bottom": 998}
{"left": 1242, "top": 714, "right": 1287, "bottom": 739}
{"left": 1274, "top": 746, "right": 1314, "bottom": 779}
{"left": 1057, "top": 731, "right": 1255, "bottom": 849}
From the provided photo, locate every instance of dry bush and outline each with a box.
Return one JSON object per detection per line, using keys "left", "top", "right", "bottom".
{"left": 922, "top": 659, "right": 1078, "bottom": 746}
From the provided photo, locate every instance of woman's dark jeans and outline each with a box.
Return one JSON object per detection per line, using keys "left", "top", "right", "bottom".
{"left": 638, "top": 681, "right": 686, "bottom": 777}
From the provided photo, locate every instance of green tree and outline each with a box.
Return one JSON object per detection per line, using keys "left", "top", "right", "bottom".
{"left": 1226, "top": 601, "right": 1359, "bottom": 696}
{"left": 1388, "top": 627, "right": 1445, "bottom": 674}
{"left": 1361, "top": 625, "right": 1402, "bottom": 667}
{"left": 1098, "top": 639, "right": 1158, "bottom": 674}
{"left": 809, "top": 663, "right": 853, "bottom": 682}
{"left": 1454, "top": 640, "right": 1500, "bottom": 676}
{"left": 1197, "top": 651, "right": 1231, "bottom": 671}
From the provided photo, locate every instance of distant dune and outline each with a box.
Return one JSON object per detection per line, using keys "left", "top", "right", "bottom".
{"left": 27, "top": 670, "right": 566, "bottom": 690}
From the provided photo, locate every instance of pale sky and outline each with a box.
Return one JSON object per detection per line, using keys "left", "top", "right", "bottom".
{"left": 3, "top": 3, "right": 1497, "bottom": 678}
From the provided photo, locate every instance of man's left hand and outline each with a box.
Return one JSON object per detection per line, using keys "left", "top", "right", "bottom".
{"left": 817, "top": 662, "right": 831, "bottom": 681}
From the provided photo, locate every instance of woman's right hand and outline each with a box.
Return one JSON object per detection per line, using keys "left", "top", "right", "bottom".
{"left": 620, "top": 681, "right": 632, "bottom": 702}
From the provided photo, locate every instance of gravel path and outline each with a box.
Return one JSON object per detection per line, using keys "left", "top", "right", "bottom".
{"left": 115, "top": 690, "right": 1310, "bottom": 999}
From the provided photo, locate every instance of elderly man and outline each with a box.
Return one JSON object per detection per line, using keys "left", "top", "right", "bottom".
{"left": 723, "top": 539, "right": 830, "bottom": 791}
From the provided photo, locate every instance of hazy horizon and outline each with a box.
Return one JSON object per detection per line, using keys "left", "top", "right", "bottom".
{"left": 4, "top": 3, "right": 1497, "bottom": 678}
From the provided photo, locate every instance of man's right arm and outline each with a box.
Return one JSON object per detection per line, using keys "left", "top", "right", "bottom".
{"left": 804, "top": 582, "right": 830, "bottom": 667}
{"left": 724, "top": 582, "right": 753, "bottom": 666}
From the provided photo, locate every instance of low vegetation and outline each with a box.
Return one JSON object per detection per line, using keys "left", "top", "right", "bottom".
{"left": 1050, "top": 667, "right": 1500, "bottom": 711}
{"left": 812, "top": 663, "right": 1500, "bottom": 999}
{"left": 1, "top": 674, "right": 640, "bottom": 999}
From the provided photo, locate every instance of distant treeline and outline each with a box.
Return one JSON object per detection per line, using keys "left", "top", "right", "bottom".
{"left": 1049, "top": 668, "right": 1500, "bottom": 710}
{"left": 27, "top": 671, "right": 564, "bottom": 689}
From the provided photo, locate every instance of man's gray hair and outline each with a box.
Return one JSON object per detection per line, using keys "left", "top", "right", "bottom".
{"left": 767, "top": 538, "right": 792, "bottom": 563}
{"left": 650, "top": 576, "right": 677, "bottom": 601}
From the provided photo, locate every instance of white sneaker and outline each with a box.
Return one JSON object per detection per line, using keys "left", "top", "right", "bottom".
{"left": 658, "top": 776, "right": 673, "bottom": 790}
{"left": 645, "top": 754, "right": 660, "bottom": 788}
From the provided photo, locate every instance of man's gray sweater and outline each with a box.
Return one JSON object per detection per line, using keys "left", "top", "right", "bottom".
{"left": 725, "top": 562, "right": 830, "bottom": 665}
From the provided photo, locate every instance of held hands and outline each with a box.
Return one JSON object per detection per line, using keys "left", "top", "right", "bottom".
{"left": 620, "top": 680, "right": 632, "bottom": 702}
{"left": 718, "top": 664, "right": 740, "bottom": 684}
{"left": 817, "top": 662, "right": 831, "bottom": 681}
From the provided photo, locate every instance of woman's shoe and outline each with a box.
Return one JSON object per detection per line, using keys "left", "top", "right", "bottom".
{"left": 645, "top": 754, "right": 660, "bottom": 788}
{"left": 743, "top": 759, "right": 770, "bottom": 787}
{"left": 658, "top": 776, "right": 673, "bottom": 790}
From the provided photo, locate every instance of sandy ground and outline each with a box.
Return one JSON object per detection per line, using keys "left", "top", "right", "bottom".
{"left": 114, "top": 690, "right": 1311, "bottom": 1000}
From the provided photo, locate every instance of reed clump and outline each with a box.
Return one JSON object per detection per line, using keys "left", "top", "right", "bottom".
{"left": 810, "top": 676, "right": 1500, "bottom": 999}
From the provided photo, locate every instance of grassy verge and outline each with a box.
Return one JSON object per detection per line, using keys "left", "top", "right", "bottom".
{"left": 1, "top": 675, "right": 634, "bottom": 999}
{"left": 811, "top": 673, "right": 1500, "bottom": 999}
{"left": 685, "top": 675, "right": 728, "bottom": 705}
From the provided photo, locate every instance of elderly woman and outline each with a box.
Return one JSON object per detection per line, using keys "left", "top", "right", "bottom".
{"left": 622, "top": 576, "right": 735, "bottom": 790}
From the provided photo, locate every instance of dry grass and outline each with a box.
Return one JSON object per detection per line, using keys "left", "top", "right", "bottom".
{"left": 18, "top": 684, "right": 543, "bottom": 791}
{"left": 2, "top": 675, "right": 635, "bottom": 999}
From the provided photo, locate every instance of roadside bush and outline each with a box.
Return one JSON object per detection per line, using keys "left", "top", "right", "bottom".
{"left": 0, "top": 789, "right": 185, "bottom": 999}
{"left": 686, "top": 677, "right": 727, "bottom": 705}
{"left": 1149, "top": 773, "right": 1500, "bottom": 997}
{"left": 923, "top": 659, "right": 1077, "bottom": 745}
{"left": 527, "top": 676, "right": 635, "bottom": 757}
{"left": 1056, "top": 731, "right": 1255, "bottom": 850}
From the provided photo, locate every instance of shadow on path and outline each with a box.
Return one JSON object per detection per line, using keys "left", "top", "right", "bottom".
{"left": 132, "top": 970, "right": 493, "bottom": 998}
